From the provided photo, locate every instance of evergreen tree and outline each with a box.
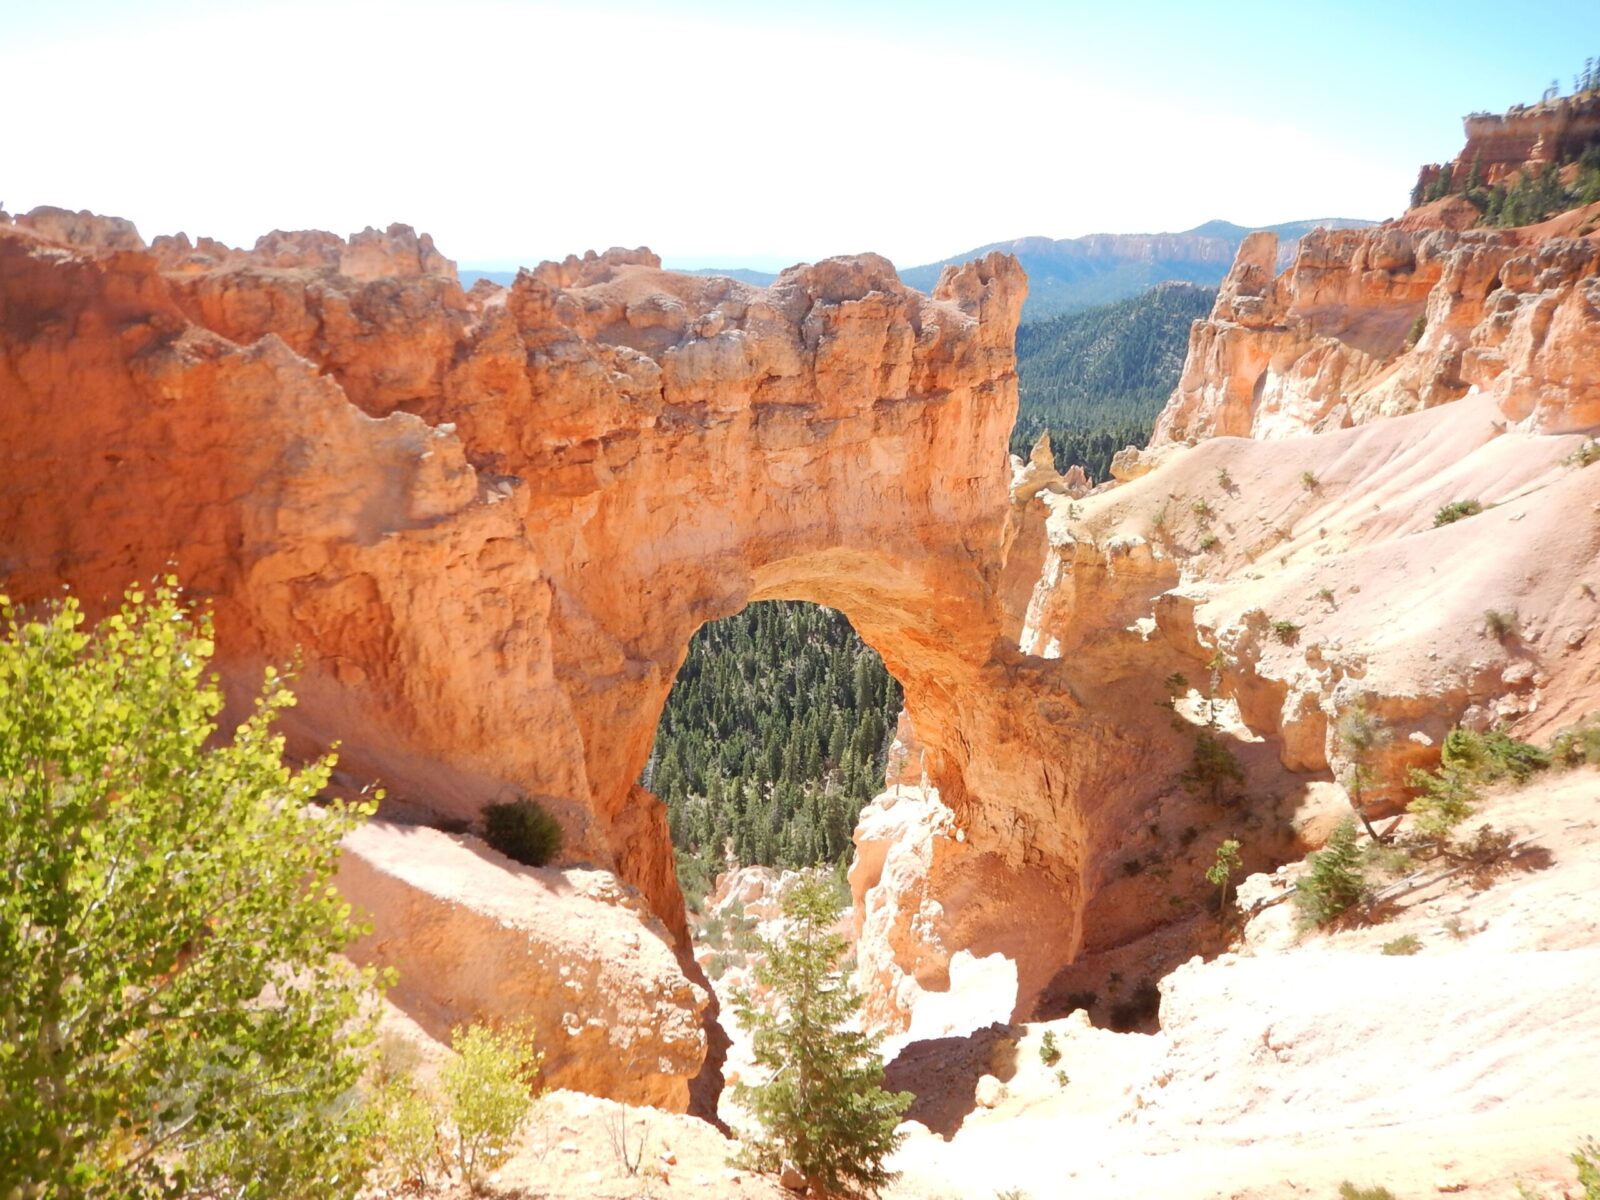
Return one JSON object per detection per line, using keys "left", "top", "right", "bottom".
{"left": 1293, "top": 817, "right": 1368, "bottom": 928}
{"left": 732, "top": 872, "right": 912, "bottom": 1197}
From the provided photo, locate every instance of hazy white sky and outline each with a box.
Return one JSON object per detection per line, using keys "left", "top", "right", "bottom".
{"left": 2, "top": 0, "right": 1592, "bottom": 269}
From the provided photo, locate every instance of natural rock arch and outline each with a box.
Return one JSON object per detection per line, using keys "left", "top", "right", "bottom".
{"left": 1, "top": 214, "right": 1138, "bottom": 1101}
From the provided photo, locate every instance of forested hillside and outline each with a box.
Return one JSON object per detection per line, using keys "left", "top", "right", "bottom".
{"left": 1012, "top": 281, "right": 1214, "bottom": 479}
{"left": 645, "top": 602, "right": 901, "bottom": 897}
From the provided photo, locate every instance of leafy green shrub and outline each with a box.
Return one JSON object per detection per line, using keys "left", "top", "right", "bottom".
{"left": 1054, "top": 1069, "right": 1070, "bottom": 1087}
{"left": 1300, "top": 470, "right": 1319, "bottom": 490}
{"left": 1519, "top": 1135, "right": 1600, "bottom": 1200}
{"left": 1568, "top": 440, "right": 1600, "bottom": 468}
{"left": 1442, "top": 727, "right": 1550, "bottom": 783}
{"left": 1294, "top": 817, "right": 1368, "bottom": 928}
{"left": 732, "top": 870, "right": 912, "bottom": 1197}
{"left": 374, "top": 1072, "right": 443, "bottom": 1191}
{"left": 1271, "top": 618, "right": 1302, "bottom": 644}
{"left": 1483, "top": 608, "right": 1518, "bottom": 641}
{"left": 1434, "top": 499, "right": 1484, "bottom": 526}
{"left": 441, "top": 1022, "right": 544, "bottom": 1192}
{"left": 1039, "top": 1030, "right": 1061, "bottom": 1066}
{"left": 1552, "top": 715, "right": 1600, "bottom": 767}
{"left": 1216, "top": 467, "right": 1234, "bottom": 488}
{"left": 1339, "top": 1184, "right": 1399, "bottom": 1200}
{"left": 1404, "top": 312, "right": 1427, "bottom": 348}
{"left": 1381, "top": 934, "right": 1421, "bottom": 956}
{"left": 1198, "top": 533, "right": 1219, "bottom": 552}
{"left": 1575, "top": 1136, "right": 1600, "bottom": 1200}
{"left": 1191, "top": 498, "right": 1215, "bottom": 521}
{"left": 482, "top": 797, "right": 565, "bottom": 867}
{"left": 1181, "top": 731, "right": 1246, "bottom": 804}
{"left": 0, "top": 583, "right": 383, "bottom": 1198}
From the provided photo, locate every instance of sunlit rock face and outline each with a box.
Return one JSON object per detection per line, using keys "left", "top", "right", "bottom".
{"left": 5, "top": 208, "right": 1115, "bottom": 1099}
{"left": 1154, "top": 215, "right": 1600, "bottom": 444}
{"left": 850, "top": 210, "right": 1600, "bottom": 1038}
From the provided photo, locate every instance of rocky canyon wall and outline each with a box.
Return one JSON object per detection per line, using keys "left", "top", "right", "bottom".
{"left": 1153, "top": 208, "right": 1600, "bottom": 444}
{"left": 848, "top": 200, "right": 1600, "bottom": 1036}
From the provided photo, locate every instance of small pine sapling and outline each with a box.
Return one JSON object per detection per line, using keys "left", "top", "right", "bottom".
{"left": 1204, "top": 838, "right": 1243, "bottom": 921}
{"left": 1294, "top": 817, "right": 1368, "bottom": 928}
{"left": 732, "top": 871, "right": 912, "bottom": 1197}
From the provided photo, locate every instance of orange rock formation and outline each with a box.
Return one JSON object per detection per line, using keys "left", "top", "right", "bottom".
{"left": 1152, "top": 216, "right": 1600, "bottom": 443}
{"left": 1416, "top": 90, "right": 1600, "bottom": 196}
{"left": 1, "top": 205, "right": 1090, "bottom": 1100}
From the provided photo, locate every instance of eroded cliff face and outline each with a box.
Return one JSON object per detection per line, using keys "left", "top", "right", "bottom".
{"left": 1153, "top": 212, "right": 1600, "bottom": 443}
{"left": 851, "top": 212, "right": 1600, "bottom": 1036}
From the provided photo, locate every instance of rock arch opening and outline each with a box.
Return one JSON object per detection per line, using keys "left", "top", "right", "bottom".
{"left": 643, "top": 598, "right": 903, "bottom": 895}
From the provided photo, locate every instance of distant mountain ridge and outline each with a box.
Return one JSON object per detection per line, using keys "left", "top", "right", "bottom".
{"left": 458, "top": 265, "right": 782, "bottom": 290}
{"left": 899, "top": 218, "right": 1376, "bottom": 319}
{"left": 460, "top": 218, "right": 1375, "bottom": 320}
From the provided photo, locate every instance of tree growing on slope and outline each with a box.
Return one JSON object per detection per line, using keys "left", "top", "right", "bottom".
{"left": 1294, "top": 816, "right": 1369, "bottom": 928}
{"left": 732, "top": 871, "right": 912, "bottom": 1198}
{"left": 0, "top": 582, "right": 383, "bottom": 1198}
{"left": 1336, "top": 700, "right": 1391, "bottom": 841}
{"left": 1205, "top": 838, "right": 1244, "bottom": 921}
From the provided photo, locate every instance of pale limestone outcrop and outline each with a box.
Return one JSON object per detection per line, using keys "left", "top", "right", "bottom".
{"left": 851, "top": 212, "right": 1600, "bottom": 1034}
{"left": 340, "top": 822, "right": 706, "bottom": 1110}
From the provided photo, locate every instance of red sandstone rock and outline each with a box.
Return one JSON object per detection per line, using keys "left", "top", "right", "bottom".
{"left": 0, "top": 214, "right": 1083, "bottom": 1091}
{"left": 1415, "top": 92, "right": 1600, "bottom": 199}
